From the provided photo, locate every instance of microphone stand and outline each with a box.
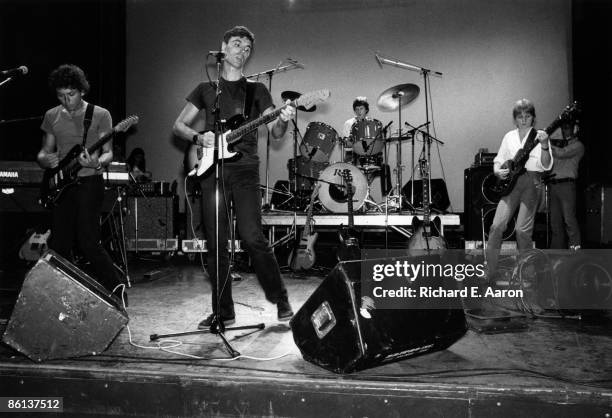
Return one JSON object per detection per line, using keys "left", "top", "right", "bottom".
{"left": 151, "top": 55, "right": 264, "bottom": 356}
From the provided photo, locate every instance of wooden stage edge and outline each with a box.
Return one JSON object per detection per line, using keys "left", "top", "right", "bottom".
{"left": 0, "top": 361, "right": 610, "bottom": 417}
{"left": 0, "top": 261, "right": 611, "bottom": 417}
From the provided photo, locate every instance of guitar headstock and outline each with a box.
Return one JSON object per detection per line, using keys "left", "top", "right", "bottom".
{"left": 294, "top": 89, "right": 331, "bottom": 111}
{"left": 114, "top": 115, "right": 139, "bottom": 133}
{"left": 548, "top": 102, "right": 580, "bottom": 133}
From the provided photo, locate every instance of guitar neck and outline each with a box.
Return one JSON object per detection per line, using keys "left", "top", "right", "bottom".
{"left": 86, "top": 130, "right": 115, "bottom": 155}
{"left": 226, "top": 105, "right": 287, "bottom": 145}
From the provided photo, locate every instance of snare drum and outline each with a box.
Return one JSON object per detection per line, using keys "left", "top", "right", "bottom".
{"left": 318, "top": 162, "right": 367, "bottom": 213}
{"left": 350, "top": 118, "right": 384, "bottom": 155}
{"left": 299, "top": 122, "right": 338, "bottom": 163}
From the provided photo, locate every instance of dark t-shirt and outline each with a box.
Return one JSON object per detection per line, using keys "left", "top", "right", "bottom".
{"left": 186, "top": 77, "right": 273, "bottom": 165}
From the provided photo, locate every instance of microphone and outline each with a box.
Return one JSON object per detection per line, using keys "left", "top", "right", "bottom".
{"left": 374, "top": 52, "right": 384, "bottom": 69}
{"left": 208, "top": 51, "right": 225, "bottom": 58}
{"left": 1, "top": 66, "right": 28, "bottom": 77}
{"left": 286, "top": 57, "right": 304, "bottom": 69}
{"left": 382, "top": 120, "right": 393, "bottom": 134}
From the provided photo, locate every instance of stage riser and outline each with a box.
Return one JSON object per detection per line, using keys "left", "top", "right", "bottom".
{"left": 0, "top": 371, "right": 607, "bottom": 418}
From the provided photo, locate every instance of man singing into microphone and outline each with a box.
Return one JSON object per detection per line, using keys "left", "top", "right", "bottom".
{"left": 173, "top": 25, "right": 295, "bottom": 328}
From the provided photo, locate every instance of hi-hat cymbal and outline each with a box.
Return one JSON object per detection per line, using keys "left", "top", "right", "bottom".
{"left": 376, "top": 83, "right": 420, "bottom": 112}
{"left": 281, "top": 90, "right": 316, "bottom": 112}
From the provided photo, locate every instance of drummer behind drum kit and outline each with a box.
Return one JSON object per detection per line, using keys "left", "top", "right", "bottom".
{"left": 276, "top": 83, "right": 423, "bottom": 215}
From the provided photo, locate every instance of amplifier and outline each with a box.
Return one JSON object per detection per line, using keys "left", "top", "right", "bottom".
{"left": 181, "top": 239, "right": 243, "bottom": 253}
{"left": 0, "top": 160, "right": 44, "bottom": 187}
{"left": 127, "top": 238, "right": 178, "bottom": 252}
{"left": 128, "top": 181, "right": 175, "bottom": 196}
{"left": 124, "top": 195, "right": 177, "bottom": 240}
{"left": 474, "top": 151, "right": 496, "bottom": 166}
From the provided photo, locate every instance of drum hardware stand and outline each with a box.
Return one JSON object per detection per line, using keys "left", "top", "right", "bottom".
{"left": 153, "top": 56, "right": 263, "bottom": 358}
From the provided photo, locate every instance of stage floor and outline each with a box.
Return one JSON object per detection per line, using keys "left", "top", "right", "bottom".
{"left": 0, "top": 257, "right": 611, "bottom": 417}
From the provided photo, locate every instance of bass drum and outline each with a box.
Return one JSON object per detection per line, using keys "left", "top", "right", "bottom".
{"left": 318, "top": 163, "right": 367, "bottom": 213}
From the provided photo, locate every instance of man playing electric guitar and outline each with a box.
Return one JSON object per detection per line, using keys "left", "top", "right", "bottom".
{"left": 173, "top": 26, "right": 295, "bottom": 328}
{"left": 36, "top": 64, "right": 125, "bottom": 298}
{"left": 485, "top": 99, "right": 552, "bottom": 281}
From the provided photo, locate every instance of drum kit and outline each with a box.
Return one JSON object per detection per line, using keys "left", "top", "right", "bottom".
{"left": 274, "top": 82, "right": 423, "bottom": 215}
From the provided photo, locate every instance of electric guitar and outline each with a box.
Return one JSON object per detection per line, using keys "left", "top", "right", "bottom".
{"left": 336, "top": 169, "right": 361, "bottom": 261}
{"left": 407, "top": 158, "right": 446, "bottom": 252}
{"left": 491, "top": 102, "right": 579, "bottom": 196}
{"left": 184, "top": 89, "right": 330, "bottom": 177}
{"left": 289, "top": 184, "right": 320, "bottom": 271}
{"left": 39, "top": 115, "right": 139, "bottom": 208}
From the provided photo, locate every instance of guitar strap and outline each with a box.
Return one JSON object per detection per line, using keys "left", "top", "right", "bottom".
{"left": 81, "top": 103, "right": 95, "bottom": 147}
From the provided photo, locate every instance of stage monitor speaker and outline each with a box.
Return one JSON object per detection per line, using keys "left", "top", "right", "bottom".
{"left": 290, "top": 259, "right": 467, "bottom": 373}
{"left": 2, "top": 250, "right": 128, "bottom": 361}
{"left": 401, "top": 178, "right": 450, "bottom": 211}
{"left": 125, "top": 195, "right": 177, "bottom": 240}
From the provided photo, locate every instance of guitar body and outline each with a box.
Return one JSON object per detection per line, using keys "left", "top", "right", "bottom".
{"left": 289, "top": 184, "right": 320, "bottom": 271}
{"left": 40, "top": 144, "right": 86, "bottom": 208}
{"left": 289, "top": 232, "right": 318, "bottom": 270}
{"left": 407, "top": 217, "right": 446, "bottom": 252}
{"left": 184, "top": 114, "right": 244, "bottom": 177}
{"left": 18, "top": 229, "right": 51, "bottom": 261}
{"left": 491, "top": 161, "right": 526, "bottom": 197}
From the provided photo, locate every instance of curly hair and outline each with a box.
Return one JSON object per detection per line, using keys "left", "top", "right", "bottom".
{"left": 48, "top": 64, "right": 90, "bottom": 94}
{"left": 352, "top": 96, "right": 369, "bottom": 113}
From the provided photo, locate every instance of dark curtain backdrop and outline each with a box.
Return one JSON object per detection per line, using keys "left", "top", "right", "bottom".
{"left": 573, "top": 0, "right": 612, "bottom": 185}
{"left": 0, "top": 0, "right": 126, "bottom": 161}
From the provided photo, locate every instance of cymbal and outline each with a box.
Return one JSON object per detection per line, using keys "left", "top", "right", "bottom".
{"left": 281, "top": 90, "right": 316, "bottom": 112}
{"left": 376, "top": 83, "right": 420, "bottom": 112}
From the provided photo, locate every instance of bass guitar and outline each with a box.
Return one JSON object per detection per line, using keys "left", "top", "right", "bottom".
{"left": 407, "top": 158, "right": 446, "bottom": 252}
{"left": 491, "top": 102, "right": 579, "bottom": 196}
{"left": 336, "top": 169, "right": 361, "bottom": 261}
{"left": 39, "top": 115, "right": 139, "bottom": 208}
{"left": 185, "top": 89, "right": 330, "bottom": 177}
{"left": 289, "top": 184, "right": 320, "bottom": 271}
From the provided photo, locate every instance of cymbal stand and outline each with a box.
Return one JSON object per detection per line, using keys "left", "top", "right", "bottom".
{"left": 246, "top": 60, "right": 303, "bottom": 206}
{"left": 385, "top": 96, "right": 407, "bottom": 212}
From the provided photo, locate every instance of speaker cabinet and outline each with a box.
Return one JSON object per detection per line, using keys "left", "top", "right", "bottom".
{"left": 401, "top": 178, "right": 450, "bottom": 211}
{"left": 125, "top": 195, "right": 177, "bottom": 240}
{"left": 2, "top": 250, "right": 128, "bottom": 361}
{"left": 290, "top": 259, "right": 467, "bottom": 373}
{"left": 464, "top": 166, "right": 516, "bottom": 241}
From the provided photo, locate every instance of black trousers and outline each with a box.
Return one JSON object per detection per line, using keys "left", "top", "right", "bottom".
{"left": 200, "top": 163, "right": 288, "bottom": 318}
{"left": 49, "top": 175, "right": 122, "bottom": 292}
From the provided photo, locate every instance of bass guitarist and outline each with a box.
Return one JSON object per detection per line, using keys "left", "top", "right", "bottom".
{"left": 485, "top": 99, "right": 552, "bottom": 281}
{"left": 172, "top": 26, "right": 295, "bottom": 328}
{"left": 36, "top": 64, "right": 124, "bottom": 298}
